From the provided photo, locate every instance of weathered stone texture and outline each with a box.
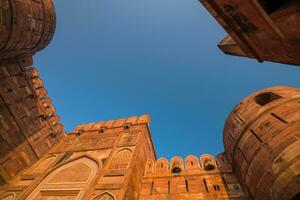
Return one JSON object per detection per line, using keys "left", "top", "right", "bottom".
{"left": 0, "top": 0, "right": 62, "bottom": 187}
{"left": 200, "top": 0, "right": 300, "bottom": 66}
{"left": 0, "top": 62, "right": 65, "bottom": 186}
{"left": 224, "top": 86, "right": 300, "bottom": 199}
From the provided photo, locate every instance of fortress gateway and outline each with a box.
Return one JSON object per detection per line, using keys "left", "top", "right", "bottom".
{"left": 0, "top": 0, "right": 300, "bottom": 199}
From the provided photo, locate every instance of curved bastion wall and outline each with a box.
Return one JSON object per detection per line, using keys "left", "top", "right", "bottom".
{"left": 223, "top": 86, "right": 300, "bottom": 199}
{"left": 0, "top": 0, "right": 56, "bottom": 59}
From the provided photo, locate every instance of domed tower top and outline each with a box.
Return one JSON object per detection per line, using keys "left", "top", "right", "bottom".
{"left": 223, "top": 86, "right": 300, "bottom": 199}
{"left": 223, "top": 86, "right": 300, "bottom": 163}
{"left": 0, "top": 0, "right": 56, "bottom": 59}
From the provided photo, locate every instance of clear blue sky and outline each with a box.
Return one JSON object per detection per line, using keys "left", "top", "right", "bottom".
{"left": 35, "top": 0, "right": 300, "bottom": 159}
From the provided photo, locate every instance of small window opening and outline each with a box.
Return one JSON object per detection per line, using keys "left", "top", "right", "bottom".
{"left": 150, "top": 181, "right": 154, "bottom": 195}
{"left": 203, "top": 178, "right": 209, "bottom": 192}
{"left": 160, "top": 163, "right": 163, "bottom": 168}
{"left": 271, "top": 113, "right": 288, "bottom": 124}
{"left": 124, "top": 125, "right": 130, "bottom": 130}
{"left": 168, "top": 180, "right": 171, "bottom": 195}
{"left": 255, "top": 92, "right": 282, "bottom": 106}
{"left": 99, "top": 128, "right": 104, "bottom": 133}
{"left": 185, "top": 179, "right": 189, "bottom": 193}
{"left": 171, "top": 161, "right": 182, "bottom": 173}
{"left": 250, "top": 129, "right": 263, "bottom": 143}
{"left": 191, "top": 161, "right": 194, "bottom": 166}
{"left": 76, "top": 130, "right": 83, "bottom": 136}
{"left": 204, "top": 160, "right": 215, "bottom": 171}
{"left": 214, "top": 185, "right": 220, "bottom": 191}
{"left": 222, "top": 177, "right": 229, "bottom": 191}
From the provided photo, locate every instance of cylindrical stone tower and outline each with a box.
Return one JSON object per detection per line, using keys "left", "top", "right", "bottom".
{"left": 223, "top": 86, "right": 300, "bottom": 200}
{"left": 0, "top": 0, "right": 56, "bottom": 59}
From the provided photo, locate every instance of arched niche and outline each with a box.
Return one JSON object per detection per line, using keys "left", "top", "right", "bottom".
{"left": 26, "top": 157, "right": 98, "bottom": 199}
{"left": 254, "top": 92, "right": 282, "bottom": 106}
{"left": 93, "top": 192, "right": 115, "bottom": 200}
{"left": 185, "top": 155, "right": 200, "bottom": 169}
{"left": 155, "top": 158, "right": 169, "bottom": 172}
{"left": 200, "top": 154, "right": 217, "bottom": 171}
{"left": 108, "top": 148, "right": 133, "bottom": 170}
{"left": 170, "top": 156, "right": 184, "bottom": 173}
{"left": 145, "top": 159, "right": 154, "bottom": 174}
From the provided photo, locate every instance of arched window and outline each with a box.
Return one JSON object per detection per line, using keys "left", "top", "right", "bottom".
{"left": 170, "top": 157, "right": 184, "bottom": 173}
{"left": 93, "top": 192, "right": 115, "bottom": 200}
{"left": 145, "top": 160, "right": 154, "bottom": 173}
{"left": 109, "top": 149, "right": 132, "bottom": 169}
{"left": 200, "top": 154, "right": 216, "bottom": 171}
{"left": 255, "top": 92, "right": 282, "bottom": 106}
{"left": 185, "top": 155, "right": 200, "bottom": 170}
{"left": 203, "top": 159, "right": 215, "bottom": 170}
{"left": 155, "top": 158, "right": 169, "bottom": 172}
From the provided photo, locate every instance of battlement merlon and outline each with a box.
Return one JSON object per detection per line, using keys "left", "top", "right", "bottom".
{"left": 71, "top": 115, "right": 151, "bottom": 133}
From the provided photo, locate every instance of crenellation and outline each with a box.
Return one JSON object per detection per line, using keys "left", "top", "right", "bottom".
{"left": 141, "top": 155, "right": 244, "bottom": 199}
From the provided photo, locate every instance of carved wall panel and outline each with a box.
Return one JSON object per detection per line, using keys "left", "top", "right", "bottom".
{"left": 26, "top": 157, "right": 98, "bottom": 200}
{"left": 93, "top": 192, "right": 115, "bottom": 200}
{"left": 118, "top": 132, "right": 139, "bottom": 147}
{"left": 108, "top": 149, "right": 132, "bottom": 170}
{"left": 0, "top": 193, "right": 15, "bottom": 200}
{"left": 53, "top": 136, "right": 117, "bottom": 153}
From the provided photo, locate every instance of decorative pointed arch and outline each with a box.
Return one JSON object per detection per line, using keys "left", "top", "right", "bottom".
{"left": 155, "top": 158, "right": 169, "bottom": 172}
{"left": 170, "top": 156, "right": 184, "bottom": 173}
{"left": 26, "top": 157, "right": 98, "bottom": 199}
{"left": 93, "top": 192, "right": 115, "bottom": 200}
{"left": 30, "top": 155, "right": 57, "bottom": 173}
{"left": 185, "top": 155, "right": 200, "bottom": 169}
{"left": 0, "top": 193, "right": 16, "bottom": 200}
{"left": 108, "top": 148, "right": 133, "bottom": 169}
{"left": 145, "top": 159, "right": 154, "bottom": 174}
{"left": 200, "top": 154, "right": 217, "bottom": 171}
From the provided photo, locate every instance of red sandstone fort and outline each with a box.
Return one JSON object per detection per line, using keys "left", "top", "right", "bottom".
{"left": 0, "top": 0, "right": 299, "bottom": 199}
